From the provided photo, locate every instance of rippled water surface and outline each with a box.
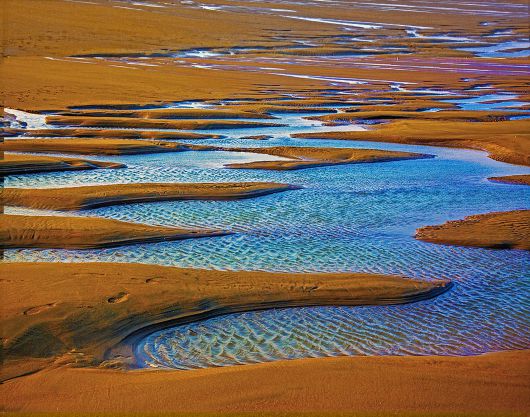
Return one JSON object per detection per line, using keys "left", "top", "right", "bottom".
{"left": 5, "top": 111, "right": 530, "bottom": 369}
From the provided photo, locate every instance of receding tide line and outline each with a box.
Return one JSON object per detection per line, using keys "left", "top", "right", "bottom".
{"left": 281, "top": 15, "right": 433, "bottom": 30}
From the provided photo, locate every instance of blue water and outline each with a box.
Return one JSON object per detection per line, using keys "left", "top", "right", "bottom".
{"left": 4, "top": 111, "right": 530, "bottom": 369}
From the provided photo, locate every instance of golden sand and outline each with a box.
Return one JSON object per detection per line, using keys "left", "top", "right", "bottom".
{"left": 415, "top": 210, "right": 530, "bottom": 250}
{"left": 0, "top": 214, "right": 228, "bottom": 249}
{"left": 1, "top": 182, "right": 299, "bottom": 211}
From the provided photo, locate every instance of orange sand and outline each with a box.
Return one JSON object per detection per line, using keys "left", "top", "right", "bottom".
{"left": 1, "top": 182, "right": 299, "bottom": 210}
{"left": 415, "top": 210, "right": 530, "bottom": 250}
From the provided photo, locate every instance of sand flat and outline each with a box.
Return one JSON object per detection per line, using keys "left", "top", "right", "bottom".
{"left": 2, "top": 138, "right": 212, "bottom": 155}
{"left": 225, "top": 146, "right": 433, "bottom": 170}
{"left": 1, "top": 350, "right": 527, "bottom": 414}
{"left": 489, "top": 174, "right": 530, "bottom": 186}
{"left": 0, "top": 262, "right": 450, "bottom": 373}
{"left": 0, "top": 153, "right": 125, "bottom": 175}
{"left": 416, "top": 210, "right": 530, "bottom": 250}
{"left": 293, "top": 119, "right": 530, "bottom": 166}
{"left": 45, "top": 116, "right": 284, "bottom": 130}
{"left": 0, "top": 214, "right": 228, "bottom": 249}
{"left": 1, "top": 182, "right": 300, "bottom": 211}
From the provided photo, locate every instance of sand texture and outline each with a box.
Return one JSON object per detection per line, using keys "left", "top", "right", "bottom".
{"left": 1, "top": 182, "right": 299, "bottom": 210}
{"left": 0, "top": 153, "right": 125, "bottom": 175}
{"left": 0, "top": 214, "right": 228, "bottom": 249}
{"left": 415, "top": 210, "right": 530, "bottom": 250}
{"left": 225, "top": 146, "right": 433, "bottom": 170}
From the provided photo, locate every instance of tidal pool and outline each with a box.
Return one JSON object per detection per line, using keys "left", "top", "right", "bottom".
{"left": 5, "top": 109, "right": 530, "bottom": 369}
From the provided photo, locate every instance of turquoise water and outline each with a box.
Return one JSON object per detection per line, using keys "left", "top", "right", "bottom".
{"left": 4, "top": 110, "right": 530, "bottom": 369}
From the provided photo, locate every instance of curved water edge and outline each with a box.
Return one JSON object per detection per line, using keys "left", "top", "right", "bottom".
{"left": 4, "top": 109, "right": 530, "bottom": 370}
{"left": 105, "top": 279, "right": 453, "bottom": 368}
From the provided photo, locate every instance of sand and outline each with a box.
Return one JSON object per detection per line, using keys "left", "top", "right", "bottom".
{"left": 225, "top": 146, "right": 433, "bottom": 170}
{"left": 293, "top": 120, "right": 530, "bottom": 166}
{"left": 45, "top": 115, "right": 284, "bottom": 130}
{"left": 0, "top": 153, "right": 125, "bottom": 175}
{"left": 489, "top": 175, "right": 530, "bottom": 186}
{"left": 2, "top": 138, "right": 212, "bottom": 155}
{"left": 0, "top": 262, "right": 451, "bottom": 373}
{"left": 0, "top": 214, "right": 228, "bottom": 249}
{"left": 415, "top": 210, "right": 530, "bottom": 250}
{"left": 23, "top": 128, "right": 220, "bottom": 140}
{"left": 312, "top": 110, "right": 525, "bottom": 124}
{"left": 1, "top": 351, "right": 528, "bottom": 414}
{"left": 1, "top": 182, "right": 300, "bottom": 211}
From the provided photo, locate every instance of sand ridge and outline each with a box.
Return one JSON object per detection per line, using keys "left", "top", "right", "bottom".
{"left": 0, "top": 214, "right": 229, "bottom": 249}
{"left": 0, "top": 262, "right": 451, "bottom": 375}
{"left": 415, "top": 210, "right": 530, "bottom": 250}
{"left": 1, "top": 182, "right": 300, "bottom": 211}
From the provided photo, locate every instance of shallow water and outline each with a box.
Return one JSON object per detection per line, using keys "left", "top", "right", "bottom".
{"left": 5, "top": 107, "right": 530, "bottom": 369}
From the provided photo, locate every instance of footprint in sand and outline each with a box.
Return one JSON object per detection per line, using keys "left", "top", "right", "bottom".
{"left": 107, "top": 292, "right": 129, "bottom": 304}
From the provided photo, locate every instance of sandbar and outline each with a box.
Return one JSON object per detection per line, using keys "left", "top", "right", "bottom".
{"left": 0, "top": 214, "right": 228, "bottom": 249}
{"left": 293, "top": 120, "right": 530, "bottom": 166}
{"left": 415, "top": 210, "right": 530, "bottom": 250}
{"left": 0, "top": 153, "right": 125, "bottom": 176}
{"left": 1, "top": 182, "right": 300, "bottom": 211}
{"left": 225, "top": 146, "right": 433, "bottom": 170}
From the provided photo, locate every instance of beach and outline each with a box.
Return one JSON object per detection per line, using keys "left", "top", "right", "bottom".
{"left": 1, "top": 0, "right": 529, "bottom": 414}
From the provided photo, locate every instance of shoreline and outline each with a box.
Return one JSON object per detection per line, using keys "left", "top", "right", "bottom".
{"left": 0, "top": 262, "right": 451, "bottom": 376}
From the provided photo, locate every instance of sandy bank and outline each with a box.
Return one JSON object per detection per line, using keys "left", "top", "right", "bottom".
{"left": 1, "top": 350, "right": 527, "bottom": 414}
{"left": 23, "top": 128, "right": 220, "bottom": 140}
{"left": 55, "top": 108, "right": 274, "bottom": 120}
{"left": 225, "top": 146, "right": 433, "bottom": 170}
{"left": 2, "top": 138, "right": 212, "bottom": 155}
{"left": 293, "top": 120, "right": 530, "bottom": 166}
{"left": 0, "top": 153, "right": 125, "bottom": 176}
{"left": 1, "top": 182, "right": 299, "bottom": 211}
{"left": 0, "top": 214, "right": 228, "bottom": 249}
{"left": 312, "top": 110, "right": 525, "bottom": 124}
{"left": 45, "top": 116, "right": 284, "bottom": 130}
{"left": 415, "top": 210, "right": 530, "bottom": 250}
{"left": 0, "top": 262, "right": 451, "bottom": 374}
{"left": 489, "top": 175, "right": 530, "bottom": 186}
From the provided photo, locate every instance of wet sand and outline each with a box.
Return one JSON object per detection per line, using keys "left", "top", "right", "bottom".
{"left": 313, "top": 110, "right": 526, "bottom": 123}
{"left": 415, "top": 210, "right": 530, "bottom": 250}
{"left": 21, "top": 128, "right": 220, "bottom": 140}
{"left": 0, "top": 262, "right": 450, "bottom": 377}
{"left": 489, "top": 174, "right": 530, "bottom": 186}
{"left": 294, "top": 120, "right": 530, "bottom": 166}
{"left": 1, "top": 182, "right": 299, "bottom": 211}
{"left": 0, "top": 214, "right": 228, "bottom": 249}
{"left": 225, "top": 146, "right": 433, "bottom": 170}
{"left": 1, "top": 350, "right": 528, "bottom": 414}
{"left": 2, "top": 138, "right": 212, "bottom": 155}
{"left": 0, "top": 153, "right": 125, "bottom": 175}
{"left": 45, "top": 115, "right": 284, "bottom": 130}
